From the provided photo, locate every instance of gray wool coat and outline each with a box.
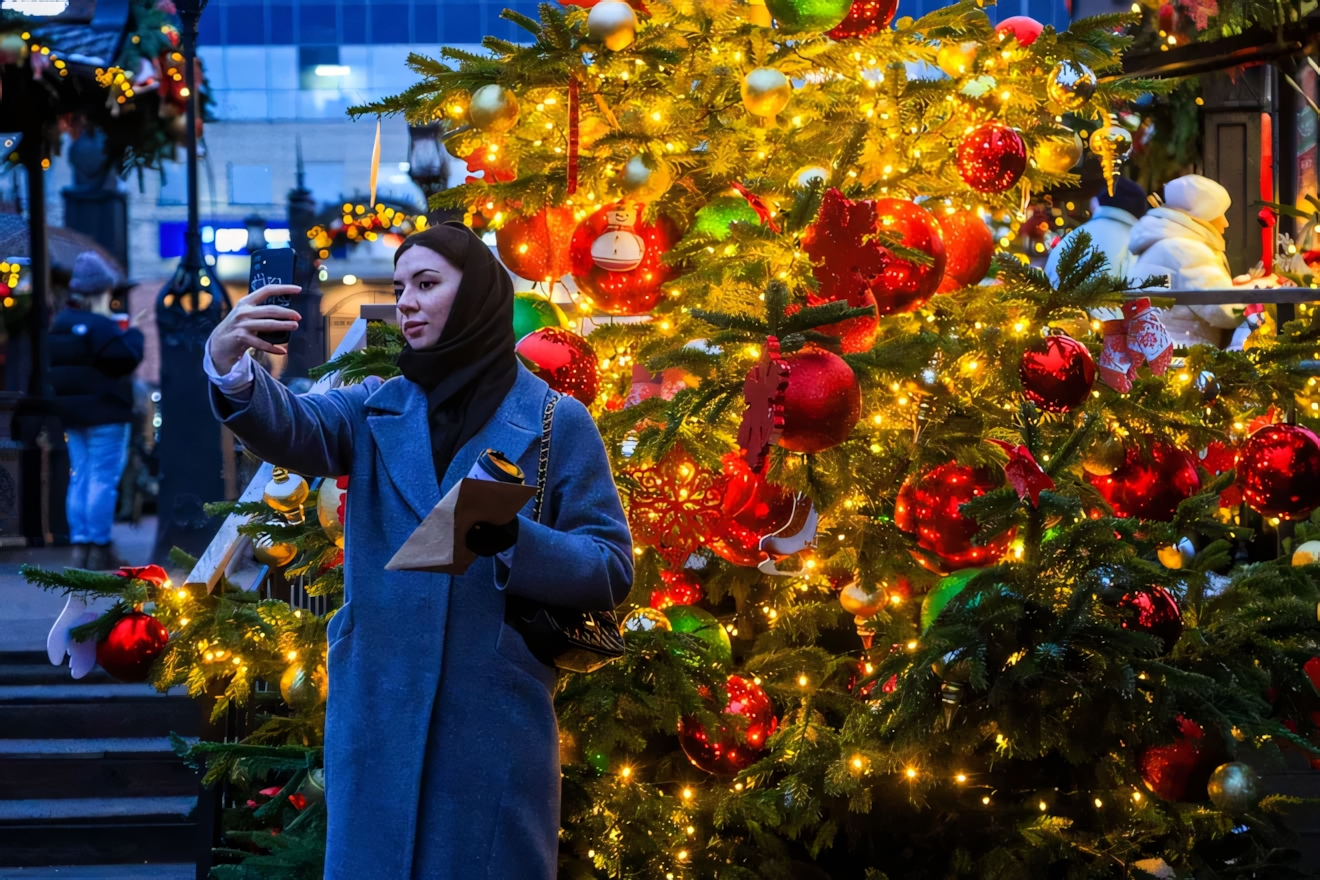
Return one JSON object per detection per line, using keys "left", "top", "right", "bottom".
{"left": 211, "top": 363, "right": 633, "bottom": 879}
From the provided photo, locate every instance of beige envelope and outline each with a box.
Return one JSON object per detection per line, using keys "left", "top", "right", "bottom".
{"left": 385, "top": 478, "right": 536, "bottom": 575}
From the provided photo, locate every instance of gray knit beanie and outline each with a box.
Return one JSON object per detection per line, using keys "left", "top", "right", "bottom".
{"left": 68, "top": 251, "right": 118, "bottom": 295}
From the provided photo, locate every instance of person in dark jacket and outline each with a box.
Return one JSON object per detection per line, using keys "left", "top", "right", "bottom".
{"left": 50, "top": 251, "right": 144, "bottom": 569}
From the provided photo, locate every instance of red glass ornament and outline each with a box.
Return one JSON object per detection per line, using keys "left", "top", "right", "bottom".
{"left": 569, "top": 204, "right": 679, "bottom": 315}
{"left": 1086, "top": 442, "right": 1200, "bottom": 521}
{"left": 1118, "top": 588, "right": 1182, "bottom": 654}
{"left": 708, "top": 453, "right": 797, "bottom": 567}
{"left": 801, "top": 189, "right": 947, "bottom": 342}
{"left": 994, "top": 15, "right": 1043, "bottom": 45}
{"left": 895, "top": 463, "right": 1013, "bottom": 569}
{"left": 515, "top": 328, "right": 599, "bottom": 404}
{"left": 1139, "top": 716, "right": 1223, "bottom": 802}
{"left": 96, "top": 612, "right": 169, "bottom": 683}
{"left": 496, "top": 206, "right": 577, "bottom": 282}
{"left": 776, "top": 347, "right": 861, "bottom": 454}
{"left": 935, "top": 210, "right": 995, "bottom": 292}
{"left": 1018, "top": 334, "right": 1096, "bottom": 413}
{"left": 650, "top": 569, "right": 704, "bottom": 609}
{"left": 1236, "top": 424, "right": 1320, "bottom": 520}
{"left": 678, "top": 675, "right": 778, "bottom": 775}
{"left": 626, "top": 445, "right": 725, "bottom": 568}
{"left": 827, "top": 0, "right": 898, "bottom": 39}
{"left": 956, "top": 124, "right": 1027, "bottom": 194}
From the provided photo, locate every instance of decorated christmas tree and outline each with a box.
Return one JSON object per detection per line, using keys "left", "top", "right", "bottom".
{"left": 24, "top": 0, "right": 1320, "bottom": 876}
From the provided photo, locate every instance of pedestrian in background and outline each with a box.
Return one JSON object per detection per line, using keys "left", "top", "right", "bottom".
{"left": 49, "top": 251, "right": 144, "bottom": 570}
{"left": 1045, "top": 177, "right": 1147, "bottom": 286}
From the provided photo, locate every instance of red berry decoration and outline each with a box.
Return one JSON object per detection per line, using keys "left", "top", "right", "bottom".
{"left": 650, "top": 569, "right": 704, "bottom": 609}
{"left": 1236, "top": 424, "right": 1320, "bottom": 520}
{"left": 1139, "top": 716, "right": 1225, "bottom": 802}
{"left": 994, "top": 15, "right": 1043, "bottom": 45}
{"left": 956, "top": 124, "right": 1027, "bottom": 194}
{"left": 1118, "top": 588, "right": 1183, "bottom": 655}
{"left": 935, "top": 209, "right": 995, "bottom": 292}
{"left": 496, "top": 206, "right": 576, "bottom": 283}
{"left": 515, "top": 328, "right": 599, "bottom": 404}
{"left": 776, "top": 346, "right": 861, "bottom": 454}
{"left": 708, "top": 453, "right": 797, "bottom": 568}
{"left": 96, "top": 612, "right": 169, "bottom": 683}
{"left": 801, "top": 189, "right": 947, "bottom": 347}
{"left": 569, "top": 204, "right": 679, "bottom": 315}
{"left": 895, "top": 463, "right": 1013, "bottom": 570}
{"left": 1086, "top": 441, "right": 1200, "bottom": 521}
{"left": 678, "top": 675, "right": 778, "bottom": 775}
{"left": 1018, "top": 334, "right": 1096, "bottom": 413}
{"left": 827, "top": 0, "right": 898, "bottom": 39}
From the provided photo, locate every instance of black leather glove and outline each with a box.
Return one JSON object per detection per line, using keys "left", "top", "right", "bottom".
{"left": 466, "top": 517, "right": 520, "bottom": 557}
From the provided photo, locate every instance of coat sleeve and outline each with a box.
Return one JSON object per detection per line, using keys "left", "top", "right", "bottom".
{"left": 496, "top": 396, "right": 634, "bottom": 612}
{"left": 211, "top": 365, "right": 374, "bottom": 477}
{"left": 91, "top": 325, "right": 144, "bottom": 379}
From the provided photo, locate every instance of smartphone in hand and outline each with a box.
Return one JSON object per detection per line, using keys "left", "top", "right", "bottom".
{"left": 249, "top": 248, "right": 312, "bottom": 344}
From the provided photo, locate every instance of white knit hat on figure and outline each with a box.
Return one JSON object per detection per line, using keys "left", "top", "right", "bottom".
{"left": 1162, "top": 174, "right": 1232, "bottom": 222}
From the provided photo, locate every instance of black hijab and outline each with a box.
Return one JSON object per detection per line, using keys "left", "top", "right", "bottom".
{"left": 394, "top": 223, "right": 519, "bottom": 485}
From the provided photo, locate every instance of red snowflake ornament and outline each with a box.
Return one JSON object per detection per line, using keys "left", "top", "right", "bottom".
{"left": 738, "top": 337, "right": 790, "bottom": 474}
{"left": 626, "top": 446, "right": 724, "bottom": 568}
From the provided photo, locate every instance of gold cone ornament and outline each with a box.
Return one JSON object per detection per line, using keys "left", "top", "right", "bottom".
{"left": 317, "top": 479, "right": 346, "bottom": 548}
{"left": 587, "top": 0, "right": 638, "bottom": 51}
{"left": 741, "top": 67, "right": 791, "bottom": 118}
{"left": 468, "top": 84, "right": 520, "bottom": 133}
{"left": 1089, "top": 118, "right": 1133, "bottom": 196}
{"left": 264, "top": 468, "right": 309, "bottom": 525}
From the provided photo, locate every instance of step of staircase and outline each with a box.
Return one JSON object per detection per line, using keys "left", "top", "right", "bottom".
{"left": 0, "top": 653, "right": 212, "bottom": 878}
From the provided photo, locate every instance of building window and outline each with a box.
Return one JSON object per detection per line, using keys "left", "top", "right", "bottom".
{"left": 303, "top": 161, "right": 345, "bottom": 209}
{"left": 159, "top": 161, "right": 187, "bottom": 205}
{"left": 229, "top": 163, "right": 273, "bottom": 204}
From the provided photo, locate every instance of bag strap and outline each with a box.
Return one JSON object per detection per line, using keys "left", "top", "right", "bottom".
{"left": 532, "top": 391, "right": 560, "bottom": 524}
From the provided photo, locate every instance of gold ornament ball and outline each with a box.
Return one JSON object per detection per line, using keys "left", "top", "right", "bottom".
{"left": 839, "top": 581, "right": 885, "bottom": 618}
{"left": 280, "top": 664, "right": 326, "bottom": 712}
{"left": 792, "top": 165, "right": 830, "bottom": 188}
{"left": 620, "top": 155, "right": 672, "bottom": 202}
{"left": 1292, "top": 540, "right": 1320, "bottom": 566}
{"left": 468, "top": 84, "right": 520, "bottom": 134}
{"left": 936, "top": 41, "right": 980, "bottom": 78}
{"left": 1207, "top": 762, "right": 1260, "bottom": 814}
{"left": 253, "top": 534, "right": 297, "bottom": 567}
{"left": 587, "top": 0, "right": 638, "bottom": 52}
{"left": 741, "top": 67, "right": 791, "bottom": 118}
{"left": 1082, "top": 435, "right": 1126, "bottom": 476}
{"left": 1046, "top": 60, "right": 1097, "bottom": 111}
{"left": 263, "top": 467, "right": 309, "bottom": 524}
{"left": 1157, "top": 537, "right": 1195, "bottom": 570}
{"left": 1035, "top": 133, "right": 1084, "bottom": 176}
{"left": 623, "top": 607, "right": 672, "bottom": 632}
{"left": 317, "top": 480, "right": 346, "bottom": 549}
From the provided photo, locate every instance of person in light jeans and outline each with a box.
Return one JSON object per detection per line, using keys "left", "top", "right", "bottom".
{"left": 49, "top": 251, "right": 143, "bottom": 569}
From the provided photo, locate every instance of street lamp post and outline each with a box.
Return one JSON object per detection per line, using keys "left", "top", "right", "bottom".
{"left": 407, "top": 122, "right": 457, "bottom": 225}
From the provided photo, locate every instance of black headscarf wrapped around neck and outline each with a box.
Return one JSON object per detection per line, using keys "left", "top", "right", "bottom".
{"left": 394, "top": 223, "right": 519, "bottom": 484}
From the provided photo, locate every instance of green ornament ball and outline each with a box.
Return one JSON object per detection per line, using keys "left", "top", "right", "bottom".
{"left": 512, "top": 292, "right": 570, "bottom": 343}
{"left": 664, "top": 605, "right": 733, "bottom": 664}
{"left": 765, "top": 0, "right": 852, "bottom": 32}
{"left": 689, "top": 197, "right": 762, "bottom": 243}
{"left": 921, "top": 569, "right": 982, "bottom": 632}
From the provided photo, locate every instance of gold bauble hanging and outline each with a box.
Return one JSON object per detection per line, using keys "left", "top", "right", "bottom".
{"left": 619, "top": 155, "right": 672, "bottom": 202}
{"left": 587, "top": 0, "right": 638, "bottom": 51}
{"left": 264, "top": 467, "right": 309, "bottom": 524}
{"left": 1293, "top": 540, "right": 1320, "bottom": 566}
{"left": 622, "top": 607, "right": 672, "bottom": 632}
{"left": 1082, "top": 434, "right": 1126, "bottom": 476}
{"left": 253, "top": 534, "right": 297, "bottom": 567}
{"left": 280, "top": 663, "right": 326, "bottom": 712}
{"left": 1088, "top": 120, "right": 1134, "bottom": 196}
{"left": 1156, "top": 537, "right": 1195, "bottom": 570}
{"left": 936, "top": 41, "right": 980, "bottom": 78}
{"left": 1035, "top": 133, "right": 1084, "bottom": 176}
{"left": 839, "top": 581, "right": 885, "bottom": 618}
{"left": 468, "top": 84, "right": 520, "bottom": 134}
{"left": 1045, "top": 61, "right": 1096, "bottom": 112}
{"left": 741, "top": 68, "right": 791, "bottom": 118}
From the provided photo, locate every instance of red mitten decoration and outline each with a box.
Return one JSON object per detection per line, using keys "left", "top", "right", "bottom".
{"left": 1097, "top": 319, "right": 1134, "bottom": 394}
{"left": 1123, "top": 298, "right": 1173, "bottom": 377}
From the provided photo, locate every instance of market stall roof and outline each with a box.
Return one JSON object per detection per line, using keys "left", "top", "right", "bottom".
{"left": 1120, "top": 12, "right": 1320, "bottom": 78}
{"left": 21, "top": 0, "right": 130, "bottom": 70}
{"left": 0, "top": 212, "right": 127, "bottom": 283}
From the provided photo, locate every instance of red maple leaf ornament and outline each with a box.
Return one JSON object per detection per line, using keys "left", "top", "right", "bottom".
{"left": 738, "top": 337, "right": 791, "bottom": 474}
{"left": 985, "top": 439, "right": 1056, "bottom": 506}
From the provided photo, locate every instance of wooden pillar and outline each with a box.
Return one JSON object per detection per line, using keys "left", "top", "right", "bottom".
{"left": 1201, "top": 65, "right": 1272, "bottom": 276}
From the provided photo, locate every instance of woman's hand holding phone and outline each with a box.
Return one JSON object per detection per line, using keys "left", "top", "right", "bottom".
{"left": 208, "top": 284, "right": 302, "bottom": 373}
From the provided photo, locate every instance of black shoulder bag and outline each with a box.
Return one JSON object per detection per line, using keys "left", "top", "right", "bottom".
{"left": 504, "top": 391, "right": 627, "bottom": 674}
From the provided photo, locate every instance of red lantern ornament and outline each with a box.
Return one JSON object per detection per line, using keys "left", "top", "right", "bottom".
{"left": 776, "top": 346, "right": 861, "bottom": 454}
{"left": 1139, "top": 716, "right": 1224, "bottom": 802}
{"left": 1118, "top": 588, "right": 1183, "bottom": 655}
{"left": 935, "top": 209, "right": 995, "bottom": 292}
{"left": 956, "top": 124, "right": 1028, "bottom": 194}
{"left": 827, "top": 0, "right": 898, "bottom": 39}
{"left": 96, "top": 612, "right": 169, "bottom": 683}
{"left": 626, "top": 445, "right": 725, "bottom": 568}
{"left": 1236, "top": 424, "right": 1320, "bottom": 520}
{"left": 801, "top": 189, "right": 946, "bottom": 345}
{"left": 896, "top": 463, "right": 1013, "bottom": 570}
{"left": 650, "top": 569, "right": 704, "bottom": 609}
{"left": 1086, "top": 441, "right": 1200, "bottom": 521}
{"left": 1018, "top": 334, "right": 1096, "bottom": 413}
{"left": 496, "top": 206, "right": 577, "bottom": 283}
{"left": 994, "top": 15, "right": 1043, "bottom": 45}
{"left": 569, "top": 204, "right": 679, "bottom": 315}
{"left": 708, "top": 453, "right": 798, "bottom": 568}
{"left": 678, "top": 675, "right": 778, "bottom": 775}
{"left": 516, "top": 328, "right": 599, "bottom": 404}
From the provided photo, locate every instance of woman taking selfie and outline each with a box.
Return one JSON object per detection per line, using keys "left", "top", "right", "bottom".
{"left": 204, "top": 223, "right": 633, "bottom": 879}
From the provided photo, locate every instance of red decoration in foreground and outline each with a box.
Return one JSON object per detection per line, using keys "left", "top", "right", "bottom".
{"left": 956, "top": 124, "right": 1027, "bottom": 194}
{"left": 895, "top": 462, "right": 1013, "bottom": 570}
{"left": 678, "top": 675, "right": 778, "bottom": 775}
{"left": 1118, "top": 588, "right": 1183, "bottom": 655}
{"left": 935, "top": 209, "right": 995, "bottom": 292}
{"left": 116, "top": 564, "right": 170, "bottom": 586}
{"left": 984, "top": 439, "right": 1055, "bottom": 506}
{"left": 650, "top": 569, "right": 703, "bottom": 609}
{"left": 737, "top": 336, "right": 790, "bottom": 473}
{"left": 569, "top": 204, "right": 679, "bottom": 315}
{"left": 1018, "top": 334, "right": 1096, "bottom": 413}
{"left": 708, "top": 454, "right": 798, "bottom": 568}
{"left": 994, "top": 15, "right": 1043, "bottom": 45}
{"left": 1236, "top": 424, "right": 1320, "bottom": 520}
{"left": 626, "top": 445, "right": 725, "bottom": 568}
{"left": 516, "top": 327, "right": 600, "bottom": 404}
{"left": 827, "top": 0, "right": 899, "bottom": 39}
{"left": 97, "top": 612, "right": 169, "bottom": 683}
{"left": 777, "top": 347, "right": 861, "bottom": 454}
{"left": 495, "top": 206, "right": 577, "bottom": 283}
{"left": 1086, "top": 441, "right": 1200, "bottom": 521}
{"left": 1139, "top": 716, "right": 1224, "bottom": 802}
{"left": 729, "top": 182, "right": 781, "bottom": 233}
